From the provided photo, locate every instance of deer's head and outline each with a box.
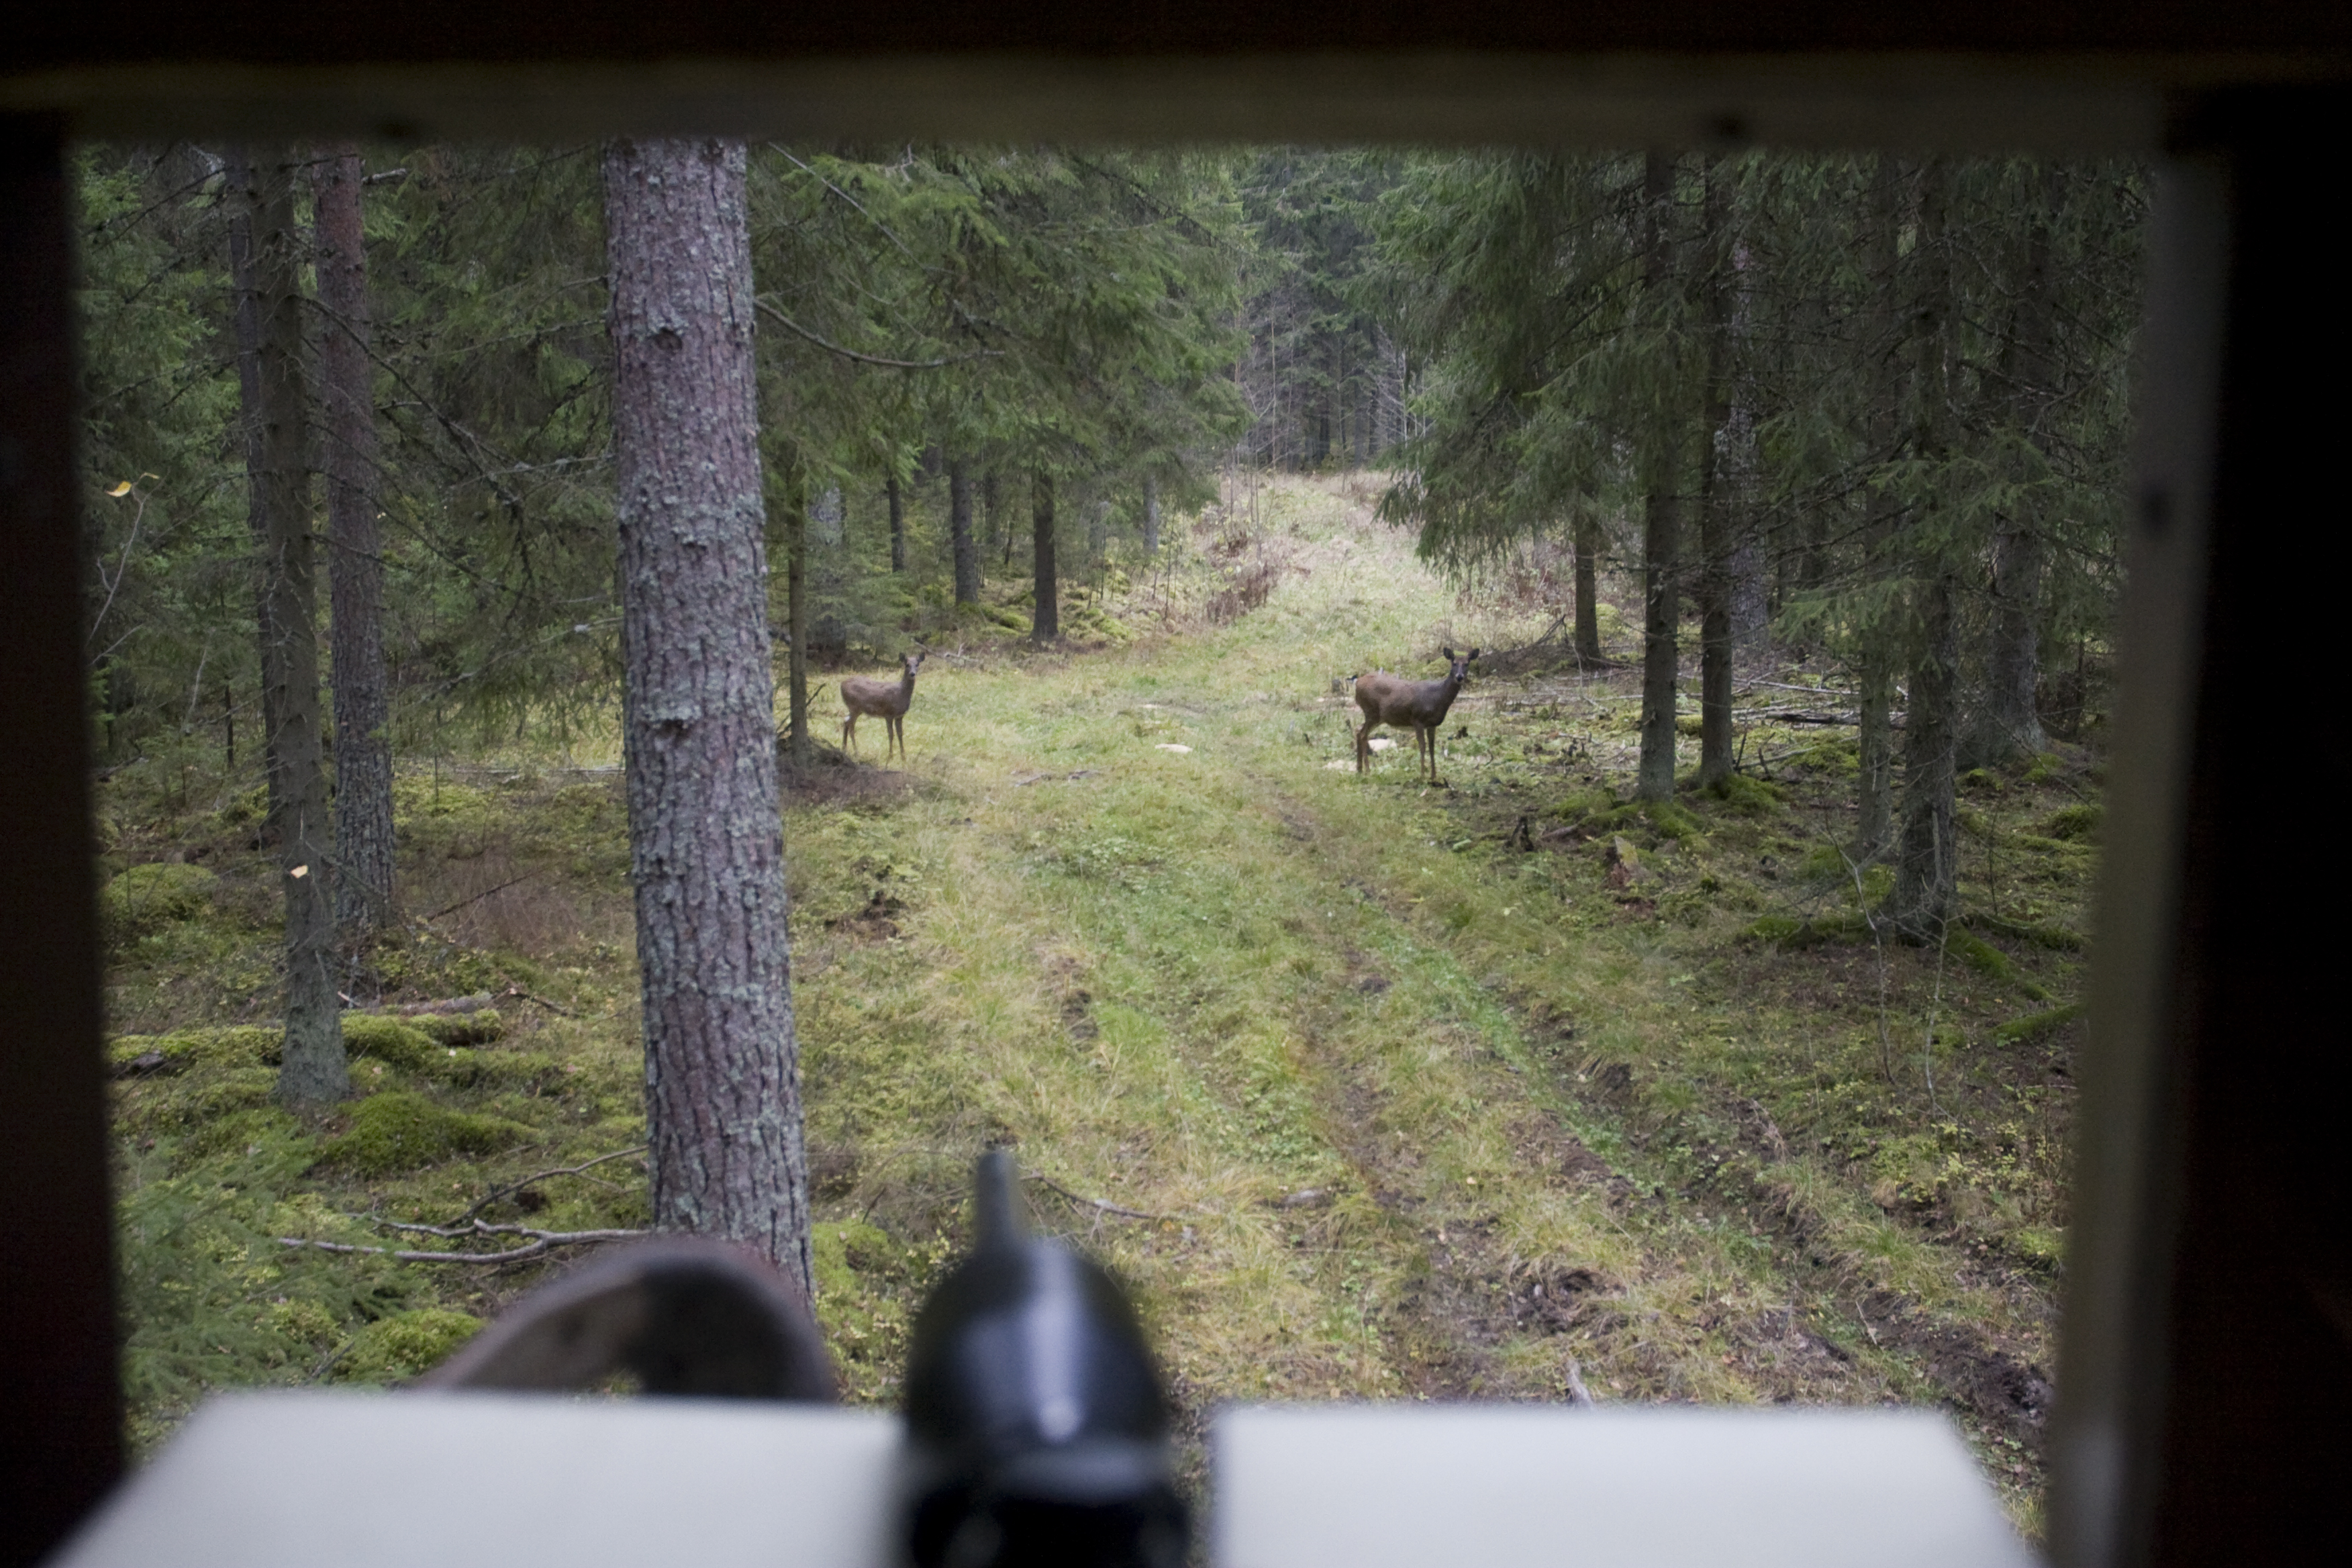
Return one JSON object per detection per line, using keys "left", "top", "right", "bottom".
{"left": 1443, "top": 646, "right": 1481, "bottom": 685}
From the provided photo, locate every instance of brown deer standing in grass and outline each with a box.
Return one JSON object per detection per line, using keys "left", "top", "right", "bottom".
{"left": 1353, "top": 646, "right": 1479, "bottom": 784}
{"left": 840, "top": 651, "right": 925, "bottom": 763}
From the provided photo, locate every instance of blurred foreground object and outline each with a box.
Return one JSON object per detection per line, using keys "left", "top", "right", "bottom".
{"left": 898, "top": 1150, "right": 1186, "bottom": 1568}
{"left": 420, "top": 1236, "right": 834, "bottom": 1400}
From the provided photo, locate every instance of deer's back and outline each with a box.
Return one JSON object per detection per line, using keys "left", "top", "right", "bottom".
{"left": 841, "top": 675, "right": 907, "bottom": 715}
{"left": 1359, "top": 672, "right": 1454, "bottom": 727}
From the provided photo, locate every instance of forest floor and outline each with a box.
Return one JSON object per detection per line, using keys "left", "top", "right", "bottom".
{"left": 99, "top": 474, "right": 2098, "bottom": 1538}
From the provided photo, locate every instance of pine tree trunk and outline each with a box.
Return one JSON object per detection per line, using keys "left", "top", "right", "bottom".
{"left": 1888, "top": 158, "right": 1960, "bottom": 938}
{"left": 784, "top": 474, "right": 810, "bottom": 769}
{"left": 1856, "top": 661, "right": 1895, "bottom": 854}
{"left": 1635, "top": 150, "right": 1681, "bottom": 804}
{"left": 1697, "top": 158, "right": 1734, "bottom": 789}
{"left": 1974, "top": 167, "right": 2058, "bottom": 763}
{"left": 948, "top": 457, "right": 979, "bottom": 604}
{"left": 1573, "top": 511, "right": 1602, "bottom": 663}
{"left": 1142, "top": 473, "right": 1160, "bottom": 556}
{"left": 311, "top": 144, "right": 394, "bottom": 942}
{"left": 1852, "top": 154, "right": 1903, "bottom": 859}
{"left": 1030, "top": 469, "right": 1059, "bottom": 644}
{"left": 604, "top": 136, "right": 810, "bottom": 1292}
{"left": 224, "top": 152, "right": 287, "bottom": 835}
{"left": 241, "top": 151, "right": 346, "bottom": 1105}
{"left": 886, "top": 473, "right": 905, "bottom": 573}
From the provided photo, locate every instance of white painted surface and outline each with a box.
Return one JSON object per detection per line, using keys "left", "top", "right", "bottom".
{"left": 1214, "top": 1404, "right": 2036, "bottom": 1568}
{"left": 50, "top": 1393, "right": 2036, "bottom": 1567}
{"left": 50, "top": 1392, "right": 900, "bottom": 1567}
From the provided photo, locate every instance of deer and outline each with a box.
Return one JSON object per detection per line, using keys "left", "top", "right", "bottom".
{"left": 840, "top": 651, "right": 925, "bottom": 763}
{"left": 1353, "top": 646, "right": 1479, "bottom": 785}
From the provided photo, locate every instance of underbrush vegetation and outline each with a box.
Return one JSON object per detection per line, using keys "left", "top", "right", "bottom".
{"left": 103, "top": 475, "right": 2088, "bottom": 1532}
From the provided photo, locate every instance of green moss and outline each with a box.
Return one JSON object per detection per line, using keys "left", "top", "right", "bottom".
{"left": 1704, "top": 773, "right": 1785, "bottom": 815}
{"left": 338, "top": 1016, "right": 436, "bottom": 1072}
{"left": 2044, "top": 802, "right": 2103, "bottom": 841}
{"left": 1994, "top": 1000, "right": 2084, "bottom": 1045}
{"left": 1740, "top": 914, "right": 1806, "bottom": 944}
{"left": 1959, "top": 768, "right": 2004, "bottom": 795}
{"left": 1947, "top": 929, "right": 2047, "bottom": 999}
{"left": 1741, "top": 911, "right": 1873, "bottom": 947}
{"left": 332, "top": 1308, "right": 483, "bottom": 1385}
{"left": 1965, "top": 912, "right": 2086, "bottom": 952}
{"left": 2024, "top": 751, "right": 2067, "bottom": 784}
{"left": 109, "top": 1026, "right": 282, "bottom": 1074}
{"left": 101, "top": 863, "right": 219, "bottom": 938}
{"left": 1674, "top": 714, "right": 1704, "bottom": 738}
{"left": 408, "top": 1009, "right": 505, "bottom": 1047}
{"left": 1644, "top": 800, "right": 1704, "bottom": 841}
{"left": 315, "top": 1091, "right": 531, "bottom": 1176}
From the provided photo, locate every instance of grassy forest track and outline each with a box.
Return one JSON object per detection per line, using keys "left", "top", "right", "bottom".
{"left": 102, "top": 476, "right": 2090, "bottom": 1536}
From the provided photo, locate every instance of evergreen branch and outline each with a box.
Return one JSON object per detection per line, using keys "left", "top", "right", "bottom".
{"left": 754, "top": 298, "right": 979, "bottom": 370}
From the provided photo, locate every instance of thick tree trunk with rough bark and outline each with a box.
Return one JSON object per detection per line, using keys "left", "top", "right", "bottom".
{"left": 1889, "top": 158, "right": 1961, "bottom": 938}
{"left": 1142, "top": 473, "right": 1160, "bottom": 556}
{"left": 311, "top": 144, "right": 394, "bottom": 942}
{"left": 603, "top": 137, "right": 811, "bottom": 1293}
{"left": 1031, "top": 469, "right": 1059, "bottom": 644}
{"left": 1573, "top": 511, "right": 1602, "bottom": 663}
{"left": 1634, "top": 150, "right": 1681, "bottom": 804}
{"left": 886, "top": 473, "right": 905, "bottom": 573}
{"left": 224, "top": 153, "right": 287, "bottom": 834}
{"left": 236, "top": 151, "right": 345, "bottom": 1105}
{"left": 948, "top": 458, "right": 979, "bottom": 603}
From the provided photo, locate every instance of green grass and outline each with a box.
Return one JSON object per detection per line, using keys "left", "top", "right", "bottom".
{"left": 100, "top": 474, "right": 2090, "bottom": 1534}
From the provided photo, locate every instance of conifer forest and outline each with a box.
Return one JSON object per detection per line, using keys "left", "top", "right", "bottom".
{"left": 83, "top": 140, "right": 2142, "bottom": 1532}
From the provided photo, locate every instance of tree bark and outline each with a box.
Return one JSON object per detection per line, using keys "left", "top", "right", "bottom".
{"left": 1142, "top": 472, "right": 1161, "bottom": 556}
{"left": 886, "top": 473, "right": 905, "bottom": 573}
{"left": 604, "top": 136, "right": 811, "bottom": 1293}
{"left": 1634, "top": 150, "right": 1681, "bottom": 804}
{"left": 224, "top": 152, "right": 287, "bottom": 834}
{"left": 1974, "top": 166, "right": 2059, "bottom": 763}
{"left": 311, "top": 144, "right": 395, "bottom": 943}
{"left": 1030, "top": 468, "right": 1059, "bottom": 644}
{"left": 948, "top": 456, "right": 979, "bottom": 603}
{"left": 1888, "top": 158, "right": 1960, "bottom": 937}
{"left": 1573, "top": 510, "right": 1602, "bottom": 663}
{"left": 783, "top": 471, "right": 810, "bottom": 769}
{"left": 236, "top": 150, "right": 345, "bottom": 1105}
{"left": 1852, "top": 154, "right": 1904, "bottom": 859}
{"left": 1696, "top": 157, "right": 1735, "bottom": 789}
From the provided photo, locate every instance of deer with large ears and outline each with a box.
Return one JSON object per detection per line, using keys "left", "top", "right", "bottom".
{"left": 1353, "top": 646, "right": 1479, "bottom": 784}
{"left": 840, "top": 650, "right": 925, "bottom": 763}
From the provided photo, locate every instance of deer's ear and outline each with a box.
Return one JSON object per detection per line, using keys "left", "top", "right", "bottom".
{"left": 1469, "top": 648, "right": 1482, "bottom": 660}
{"left": 1443, "top": 646, "right": 1457, "bottom": 659}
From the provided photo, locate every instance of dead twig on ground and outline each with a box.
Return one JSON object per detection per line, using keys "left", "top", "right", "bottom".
{"left": 1024, "top": 1172, "right": 1175, "bottom": 1224}
{"left": 442, "top": 1145, "right": 648, "bottom": 1226}
{"left": 1563, "top": 1355, "right": 1597, "bottom": 1408}
{"left": 421, "top": 875, "right": 535, "bottom": 922}
{"left": 277, "top": 1220, "right": 648, "bottom": 1267}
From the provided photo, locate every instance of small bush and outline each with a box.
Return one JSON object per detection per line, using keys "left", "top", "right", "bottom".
{"left": 333, "top": 1308, "right": 483, "bottom": 1385}
{"left": 315, "top": 1092, "right": 530, "bottom": 1176}
{"left": 102, "top": 863, "right": 219, "bottom": 940}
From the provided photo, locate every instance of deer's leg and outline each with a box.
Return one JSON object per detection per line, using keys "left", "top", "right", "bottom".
{"left": 843, "top": 714, "right": 858, "bottom": 755}
{"left": 1356, "top": 720, "right": 1371, "bottom": 773}
{"left": 890, "top": 717, "right": 904, "bottom": 762}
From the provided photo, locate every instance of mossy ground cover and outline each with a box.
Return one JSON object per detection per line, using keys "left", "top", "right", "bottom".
{"left": 101, "top": 475, "right": 2092, "bottom": 1534}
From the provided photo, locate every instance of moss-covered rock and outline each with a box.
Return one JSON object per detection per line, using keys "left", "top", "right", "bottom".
{"left": 2044, "top": 801, "right": 2104, "bottom": 841}
{"left": 315, "top": 1092, "right": 531, "bottom": 1176}
{"left": 332, "top": 1308, "right": 483, "bottom": 1384}
{"left": 338, "top": 1016, "right": 437, "bottom": 1073}
{"left": 1948, "top": 929, "right": 2049, "bottom": 1001}
{"left": 1994, "top": 999, "right": 2085, "bottom": 1045}
{"left": 109, "top": 1026, "right": 282, "bottom": 1075}
{"left": 102, "top": 863, "right": 219, "bottom": 940}
{"left": 1644, "top": 799, "right": 1704, "bottom": 841}
{"left": 1704, "top": 773, "right": 1785, "bottom": 815}
{"left": 407, "top": 1008, "right": 505, "bottom": 1048}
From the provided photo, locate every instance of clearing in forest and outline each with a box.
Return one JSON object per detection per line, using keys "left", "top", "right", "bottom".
{"left": 103, "top": 475, "right": 2093, "bottom": 1534}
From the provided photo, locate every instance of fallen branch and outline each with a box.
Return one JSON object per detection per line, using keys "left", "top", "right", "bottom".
{"left": 443, "top": 1145, "right": 648, "bottom": 1226}
{"left": 278, "top": 1223, "right": 647, "bottom": 1267}
{"left": 422, "top": 875, "right": 535, "bottom": 922}
{"left": 501, "top": 983, "right": 577, "bottom": 1017}
{"left": 1024, "top": 1173, "right": 1175, "bottom": 1224}
{"left": 1563, "top": 1355, "right": 1596, "bottom": 1409}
